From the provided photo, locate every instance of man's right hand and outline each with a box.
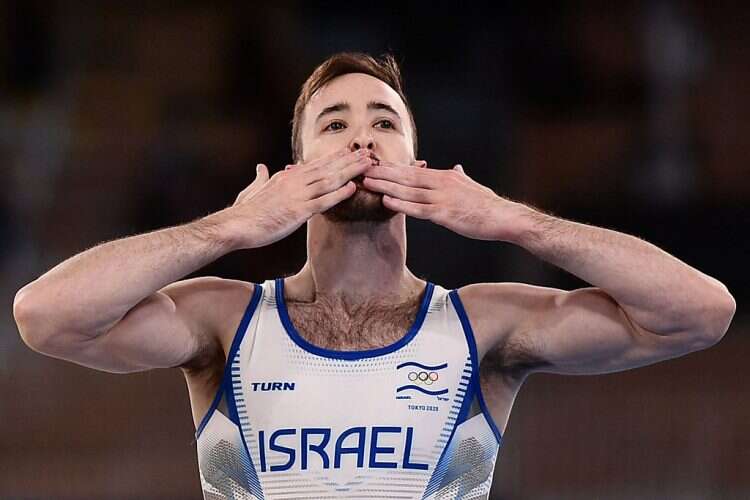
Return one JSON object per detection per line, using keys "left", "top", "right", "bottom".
{"left": 224, "top": 147, "right": 375, "bottom": 249}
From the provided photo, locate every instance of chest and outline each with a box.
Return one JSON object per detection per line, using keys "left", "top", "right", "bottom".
{"left": 285, "top": 298, "right": 421, "bottom": 351}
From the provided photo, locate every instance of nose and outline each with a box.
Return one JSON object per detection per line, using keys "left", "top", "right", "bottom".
{"left": 349, "top": 129, "right": 375, "bottom": 153}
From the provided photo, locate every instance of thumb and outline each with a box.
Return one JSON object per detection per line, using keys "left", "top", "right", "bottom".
{"left": 255, "top": 163, "right": 269, "bottom": 182}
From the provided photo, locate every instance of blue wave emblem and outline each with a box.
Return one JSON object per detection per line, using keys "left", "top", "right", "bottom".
{"left": 396, "top": 385, "right": 449, "bottom": 396}
{"left": 396, "top": 361, "right": 448, "bottom": 371}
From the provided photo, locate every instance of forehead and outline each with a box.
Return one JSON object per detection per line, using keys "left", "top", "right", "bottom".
{"left": 305, "top": 72, "right": 408, "bottom": 118}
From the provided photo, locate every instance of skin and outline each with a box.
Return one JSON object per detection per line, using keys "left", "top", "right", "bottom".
{"left": 14, "top": 71, "right": 736, "bottom": 442}
{"left": 285, "top": 72, "right": 428, "bottom": 305}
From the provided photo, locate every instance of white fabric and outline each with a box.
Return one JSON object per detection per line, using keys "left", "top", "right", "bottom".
{"left": 195, "top": 278, "right": 501, "bottom": 499}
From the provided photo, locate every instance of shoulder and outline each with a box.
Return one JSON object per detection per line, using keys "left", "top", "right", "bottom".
{"left": 454, "top": 281, "right": 540, "bottom": 337}
{"left": 161, "top": 277, "right": 257, "bottom": 372}
{"left": 454, "top": 281, "right": 556, "bottom": 373}
{"left": 161, "top": 275, "right": 255, "bottom": 301}
{"left": 161, "top": 276, "right": 256, "bottom": 324}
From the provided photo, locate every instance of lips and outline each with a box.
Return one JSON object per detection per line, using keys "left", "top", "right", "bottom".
{"left": 362, "top": 150, "right": 380, "bottom": 164}
{"left": 354, "top": 153, "right": 379, "bottom": 185}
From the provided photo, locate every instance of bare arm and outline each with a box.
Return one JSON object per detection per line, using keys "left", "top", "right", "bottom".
{"left": 513, "top": 207, "right": 735, "bottom": 339}
{"left": 13, "top": 148, "right": 373, "bottom": 373}
{"left": 464, "top": 206, "right": 736, "bottom": 377}
{"left": 12, "top": 213, "right": 240, "bottom": 372}
{"left": 14, "top": 214, "right": 236, "bottom": 343}
{"left": 357, "top": 160, "right": 735, "bottom": 375}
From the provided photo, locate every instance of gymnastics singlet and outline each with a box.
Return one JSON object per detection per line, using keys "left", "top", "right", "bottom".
{"left": 195, "top": 277, "right": 502, "bottom": 499}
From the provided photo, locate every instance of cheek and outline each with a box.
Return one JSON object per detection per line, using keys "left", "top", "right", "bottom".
{"left": 303, "top": 135, "right": 349, "bottom": 160}
{"left": 383, "top": 136, "right": 412, "bottom": 163}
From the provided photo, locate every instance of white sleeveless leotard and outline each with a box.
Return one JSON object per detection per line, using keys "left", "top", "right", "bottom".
{"left": 194, "top": 277, "right": 502, "bottom": 499}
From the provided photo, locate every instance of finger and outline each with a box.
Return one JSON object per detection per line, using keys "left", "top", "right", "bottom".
{"left": 234, "top": 163, "right": 269, "bottom": 204}
{"left": 381, "top": 194, "right": 432, "bottom": 219}
{"left": 256, "top": 163, "right": 269, "bottom": 181}
{"left": 302, "top": 149, "right": 369, "bottom": 182}
{"left": 361, "top": 177, "right": 434, "bottom": 203}
{"left": 364, "top": 163, "right": 439, "bottom": 189}
{"left": 308, "top": 180, "right": 357, "bottom": 213}
{"left": 297, "top": 147, "right": 355, "bottom": 174}
{"left": 306, "top": 156, "right": 375, "bottom": 198}
{"left": 454, "top": 164, "right": 464, "bottom": 173}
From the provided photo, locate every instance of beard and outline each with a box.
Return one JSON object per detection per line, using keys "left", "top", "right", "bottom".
{"left": 322, "top": 179, "right": 398, "bottom": 223}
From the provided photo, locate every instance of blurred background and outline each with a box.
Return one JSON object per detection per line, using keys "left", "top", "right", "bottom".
{"left": 1, "top": 1, "right": 748, "bottom": 499}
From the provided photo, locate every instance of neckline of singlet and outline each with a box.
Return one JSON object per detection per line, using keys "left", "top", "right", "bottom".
{"left": 273, "top": 277, "right": 436, "bottom": 360}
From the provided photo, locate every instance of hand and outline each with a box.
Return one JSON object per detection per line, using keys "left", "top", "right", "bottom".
{"left": 362, "top": 161, "right": 525, "bottom": 241}
{"left": 225, "top": 148, "right": 375, "bottom": 249}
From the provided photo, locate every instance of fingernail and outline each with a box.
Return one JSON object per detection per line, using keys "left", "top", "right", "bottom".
{"left": 256, "top": 164, "right": 261, "bottom": 173}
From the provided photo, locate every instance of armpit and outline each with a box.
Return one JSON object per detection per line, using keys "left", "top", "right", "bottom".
{"left": 484, "top": 332, "right": 552, "bottom": 378}
{"left": 179, "top": 332, "right": 223, "bottom": 377}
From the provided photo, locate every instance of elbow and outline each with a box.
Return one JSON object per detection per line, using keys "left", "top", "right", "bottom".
{"left": 13, "top": 284, "right": 52, "bottom": 351}
{"left": 694, "top": 287, "right": 737, "bottom": 348}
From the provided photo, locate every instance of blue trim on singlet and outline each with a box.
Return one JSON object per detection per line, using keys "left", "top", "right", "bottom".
{"left": 396, "top": 385, "right": 450, "bottom": 396}
{"left": 195, "top": 283, "right": 263, "bottom": 439}
{"left": 396, "top": 361, "right": 448, "bottom": 370}
{"left": 448, "top": 289, "right": 503, "bottom": 444}
{"left": 226, "top": 329, "right": 265, "bottom": 498}
{"left": 421, "top": 300, "right": 480, "bottom": 498}
{"left": 275, "top": 277, "right": 435, "bottom": 360}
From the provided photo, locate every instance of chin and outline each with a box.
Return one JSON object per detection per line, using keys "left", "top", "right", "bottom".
{"left": 322, "top": 184, "right": 398, "bottom": 223}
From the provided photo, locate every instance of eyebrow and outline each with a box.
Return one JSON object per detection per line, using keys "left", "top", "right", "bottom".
{"left": 315, "top": 100, "right": 402, "bottom": 124}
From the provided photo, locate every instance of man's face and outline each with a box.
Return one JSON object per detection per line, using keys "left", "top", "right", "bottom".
{"left": 300, "top": 73, "right": 415, "bottom": 223}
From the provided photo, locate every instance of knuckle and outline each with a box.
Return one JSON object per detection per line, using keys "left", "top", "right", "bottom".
{"left": 336, "top": 172, "right": 351, "bottom": 185}
{"left": 308, "top": 199, "right": 325, "bottom": 213}
{"left": 316, "top": 177, "right": 332, "bottom": 193}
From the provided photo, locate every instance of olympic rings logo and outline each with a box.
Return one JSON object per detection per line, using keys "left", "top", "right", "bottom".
{"left": 407, "top": 371, "right": 439, "bottom": 385}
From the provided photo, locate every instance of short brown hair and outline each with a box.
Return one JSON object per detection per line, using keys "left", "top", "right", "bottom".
{"left": 290, "top": 52, "right": 418, "bottom": 163}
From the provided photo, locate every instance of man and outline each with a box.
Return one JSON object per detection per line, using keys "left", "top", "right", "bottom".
{"left": 13, "top": 52, "right": 735, "bottom": 499}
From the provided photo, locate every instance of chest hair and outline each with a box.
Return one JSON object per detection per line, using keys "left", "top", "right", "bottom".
{"left": 286, "top": 293, "right": 423, "bottom": 350}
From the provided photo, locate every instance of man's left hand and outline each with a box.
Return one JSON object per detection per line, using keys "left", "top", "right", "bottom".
{"left": 362, "top": 161, "right": 526, "bottom": 242}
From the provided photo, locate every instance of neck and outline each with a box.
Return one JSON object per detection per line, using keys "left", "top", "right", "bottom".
{"left": 286, "top": 213, "right": 424, "bottom": 304}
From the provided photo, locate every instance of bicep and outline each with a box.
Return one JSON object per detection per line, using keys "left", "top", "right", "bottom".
{"left": 35, "top": 279, "right": 222, "bottom": 374}
{"left": 473, "top": 284, "right": 711, "bottom": 376}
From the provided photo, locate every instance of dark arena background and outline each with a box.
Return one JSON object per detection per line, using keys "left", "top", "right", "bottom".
{"left": 2, "top": 2, "right": 748, "bottom": 499}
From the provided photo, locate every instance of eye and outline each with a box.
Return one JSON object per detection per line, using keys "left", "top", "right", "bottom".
{"left": 323, "top": 121, "right": 345, "bottom": 132}
{"left": 375, "top": 119, "right": 395, "bottom": 130}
